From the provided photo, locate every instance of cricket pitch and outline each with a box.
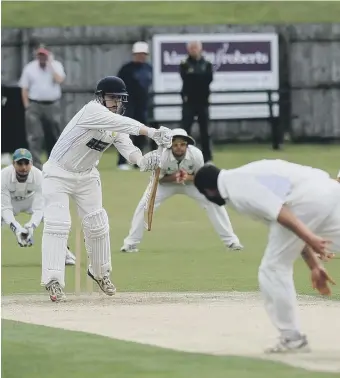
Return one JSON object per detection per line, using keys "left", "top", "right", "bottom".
{"left": 2, "top": 292, "right": 340, "bottom": 373}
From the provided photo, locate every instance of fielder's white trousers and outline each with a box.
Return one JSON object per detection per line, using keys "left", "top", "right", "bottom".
{"left": 1, "top": 198, "right": 34, "bottom": 228}
{"left": 4, "top": 197, "right": 34, "bottom": 218}
{"left": 1, "top": 197, "right": 74, "bottom": 263}
{"left": 124, "top": 183, "right": 240, "bottom": 247}
{"left": 259, "top": 179, "right": 340, "bottom": 340}
{"left": 41, "top": 161, "right": 104, "bottom": 287}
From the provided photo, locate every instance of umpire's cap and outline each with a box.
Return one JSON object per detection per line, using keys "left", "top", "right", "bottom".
{"left": 13, "top": 148, "right": 33, "bottom": 162}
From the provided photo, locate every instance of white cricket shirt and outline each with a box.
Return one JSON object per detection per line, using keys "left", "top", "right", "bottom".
{"left": 217, "top": 159, "right": 331, "bottom": 223}
{"left": 159, "top": 145, "right": 204, "bottom": 180}
{"left": 18, "top": 59, "right": 66, "bottom": 101}
{"left": 48, "top": 100, "right": 143, "bottom": 172}
{"left": 1, "top": 165, "right": 43, "bottom": 227}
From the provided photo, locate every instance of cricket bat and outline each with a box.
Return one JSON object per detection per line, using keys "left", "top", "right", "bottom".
{"left": 145, "top": 167, "right": 161, "bottom": 231}
{"left": 143, "top": 146, "right": 164, "bottom": 231}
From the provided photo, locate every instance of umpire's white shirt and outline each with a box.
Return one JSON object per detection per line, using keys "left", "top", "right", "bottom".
{"left": 1, "top": 165, "right": 43, "bottom": 227}
{"left": 48, "top": 100, "right": 145, "bottom": 173}
{"left": 18, "top": 59, "right": 66, "bottom": 101}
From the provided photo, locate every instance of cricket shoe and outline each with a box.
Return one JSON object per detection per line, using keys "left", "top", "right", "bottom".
{"left": 120, "top": 244, "right": 139, "bottom": 253}
{"left": 45, "top": 280, "right": 66, "bottom": 302}
{"left": 65, "top": 247, "right": 76, "bottom": 266}
{"left": 228, "top": 242, "right": 244, "bottom": 251}
{"left": 265, "top": 335, "right": 310, "bottom": 354}
{"left": 87, "top": 269, "right": 116, "bottom": 296}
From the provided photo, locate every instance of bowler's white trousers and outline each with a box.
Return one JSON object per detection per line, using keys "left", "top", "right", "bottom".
{"left": 259, "top": 179, "right": 340, "bottom": 339}
{"left": 124, "top": 182, "right": 240, "bottom": 247}
{"left": 41, "top": 161, "right": 109, "bottom": 287}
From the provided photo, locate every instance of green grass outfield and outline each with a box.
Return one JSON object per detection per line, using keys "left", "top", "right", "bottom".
{"left": 1, "top": 319, "right": 337, "bottom": 378}
{"left": 2, "top": 145, "right": 340, "bottom": 378}
{"left": 2, "top": 1, "right": 340, "bottom": 27}
{"left": 2, "top": 145, "right": 340, "bottom": 296}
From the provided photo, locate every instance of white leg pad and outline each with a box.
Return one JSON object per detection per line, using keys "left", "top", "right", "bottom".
{"left": 82, "top": 208, "right": 111, "bottom": 279}
{"left": 41, "top": 219, "right": 71, "bottom": 288}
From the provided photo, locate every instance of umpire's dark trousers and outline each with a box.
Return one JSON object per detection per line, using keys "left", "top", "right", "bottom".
{"left": 181, "top": 102, "right": 212, "bottom": 162}
{"left": 117, "top": 104, "right": 147, "bottom": 166}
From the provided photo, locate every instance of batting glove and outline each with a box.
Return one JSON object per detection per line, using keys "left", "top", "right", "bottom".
{"left": 10, "top": 222, "right": 29, "bottom": 247}
{"left": 148, "top": 126, "right": 173, "bottom": 148}
{"left": 139, "top": 151, "right": 161, "bottom": 172}
{"left": 24, "top": 222, "right": 36, "bottom": 247}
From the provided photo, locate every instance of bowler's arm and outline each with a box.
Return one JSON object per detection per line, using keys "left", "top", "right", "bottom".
{"left": 301, "top": 245, "right": 321, "bottom": 270}
{"left": 276, "top": 206, "right": 325, "bottom": 249}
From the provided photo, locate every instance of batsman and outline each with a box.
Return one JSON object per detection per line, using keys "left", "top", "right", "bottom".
{"left": 41, "top": 76, "right": 172, "bottom": 302}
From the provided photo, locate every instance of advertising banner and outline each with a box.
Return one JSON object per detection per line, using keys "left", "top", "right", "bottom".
{"left": 152, "top": 33, "right": 279, "bottom": 121}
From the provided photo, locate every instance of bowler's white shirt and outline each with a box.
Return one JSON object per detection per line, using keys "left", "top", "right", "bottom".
{"left": 217, "top": 159, "right": 331, "bottom": 223}
{"left": 1, "top": 165, "right": 43, "bottom": 227}
{"left": 159, "top": 145, "right": 204, "bottom": 180}
{"left": 18, "top": 59, "right": 66, "bottom": 101}
{"left": 49, "top": 100, "right": 144, "bottom": 172}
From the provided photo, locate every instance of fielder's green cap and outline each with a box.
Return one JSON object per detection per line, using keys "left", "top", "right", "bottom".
{"left": 13, "top": 148, "right": 33, "bottom": 162}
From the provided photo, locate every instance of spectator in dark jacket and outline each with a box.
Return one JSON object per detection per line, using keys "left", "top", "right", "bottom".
{"left": 117, "top": 41, "right": 153, "bottom": 170}
{"left": 180, "top": 41, "right": 213, "bottom": 163}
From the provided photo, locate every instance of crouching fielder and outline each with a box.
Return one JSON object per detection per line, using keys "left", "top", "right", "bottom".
{"left": 1, "top": 148, "right": 75, "bottom": 265}
{"left": 41, "top": 76, "right": 172, "bottom": 302}
{"left": 121, "top": 128, "right": 242, "bottom": 253}
{"left": 194, "top": 160, "right": 340, "bottom": 353}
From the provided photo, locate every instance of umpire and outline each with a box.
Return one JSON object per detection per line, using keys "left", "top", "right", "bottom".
{"left": 179, "top": 41, "right": 213, "bottom": 163}
{"left": 18, "top": 45, "right": 66, "bottom": 170}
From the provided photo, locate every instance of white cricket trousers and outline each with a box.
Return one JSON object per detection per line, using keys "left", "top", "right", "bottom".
{"left": 41, "top": 161, "right": 105, "bottom": 287}
{"left": 124, "top": 183, "right": 239, "bottom": 247}
{"left": 258, "top": 179, "right": 340, "bottom": 340}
